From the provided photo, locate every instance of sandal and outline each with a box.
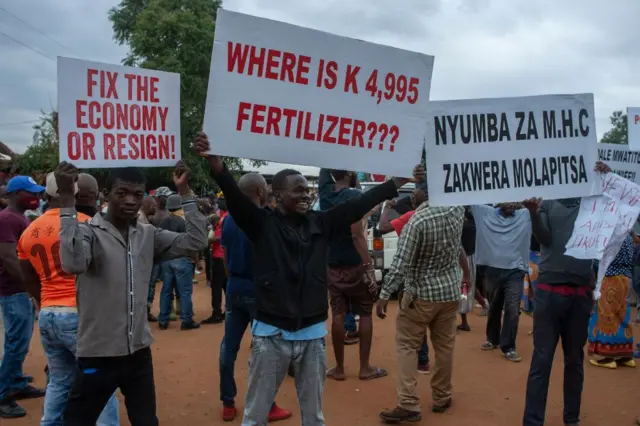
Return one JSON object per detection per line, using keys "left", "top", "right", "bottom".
{"left": 359, "top": 367, "right": 388, "bottom": 381}
{"left": 344, "top": 332, "right": 359, "bottom": 345}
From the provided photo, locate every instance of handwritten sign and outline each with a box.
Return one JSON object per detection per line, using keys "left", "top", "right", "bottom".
{"left": 58, "top": 57, "right": 181, "bottom": 168}
{"left": 565, "top": 172, "right": 640, "bottom": 299}
{"left": 203, "top": 9, "right": 433, "bottom": 177}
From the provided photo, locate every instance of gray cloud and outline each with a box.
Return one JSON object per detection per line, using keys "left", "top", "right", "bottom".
{"left": 1, "top": 0, "right": 638, "bottom": 153}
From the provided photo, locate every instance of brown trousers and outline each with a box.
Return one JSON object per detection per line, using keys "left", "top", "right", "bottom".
{"left": 395, "top": 296, "right": 458, "bottom": 412}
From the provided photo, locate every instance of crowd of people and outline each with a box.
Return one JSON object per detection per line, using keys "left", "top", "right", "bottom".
{"left": 0, "top": 134, "right": 637, "bottom": 426}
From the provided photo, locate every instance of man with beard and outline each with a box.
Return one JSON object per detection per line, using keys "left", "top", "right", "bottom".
{"left": 194, "top": 133, "right": 412, "bottom": 425}
{"left": 56, "top": 162, "right": 208, "bottom": 425}
{"left": 0, "top": 176, "right": 46, "bottom": 418}
{"left": 18, "top": 172, "right": 120, "bottom": 424}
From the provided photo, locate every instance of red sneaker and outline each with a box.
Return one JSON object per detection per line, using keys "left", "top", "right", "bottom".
{"left": 268, "top": 404, "right": 292, "bottom": 422}
{"left": 222, "top": 406, "right": 237, "bottom": 422}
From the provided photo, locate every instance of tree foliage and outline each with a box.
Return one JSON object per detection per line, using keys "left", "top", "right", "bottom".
{"left": 108, "top": 0, "right": 264, "bottom": 191}
{"left": 15, "top": 111, "right": 60, "bottom": 180}
{"left": 600, "top": 110, "right": 628, "bottom": 145}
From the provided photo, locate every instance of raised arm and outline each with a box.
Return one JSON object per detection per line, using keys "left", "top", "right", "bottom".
{"left": 523, "top": 198, "right": 551, "bottom": 247}
{"left": 317, "top": 168, "right": 334, "bottom": 207}
{"left": 194, "top": 133, "right": 267, "bottom": 242}
{"left": 154, "top": 162, "right": 208, "bottom": 259}
{"left": 56, "top": 162, "right": 94, "bottom": 274}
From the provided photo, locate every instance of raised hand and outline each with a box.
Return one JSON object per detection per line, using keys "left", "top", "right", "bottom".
{"left": 193, "top": 132, "right": 224, "bottom": 173}
{"left": 172, "top": 160, "right": 191, "bottom": 195}
{"left": 55, "top": 162, "right": 79, "bottom": 197}
{"left": 522, "top": 197, "right": 542, "bottom": 214}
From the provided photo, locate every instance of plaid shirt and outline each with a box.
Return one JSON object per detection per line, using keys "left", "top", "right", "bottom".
{"left": 380, "top": 204, "right": 465, "bottom": 303}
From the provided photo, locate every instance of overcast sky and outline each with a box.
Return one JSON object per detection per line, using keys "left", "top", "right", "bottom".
{"left": 0, "top": 0, "right": 638, "bottom": 154}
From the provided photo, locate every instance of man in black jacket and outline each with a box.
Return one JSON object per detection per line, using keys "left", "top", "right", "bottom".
{"left": 194, "top": 133, "right": 416, "bottom": 425}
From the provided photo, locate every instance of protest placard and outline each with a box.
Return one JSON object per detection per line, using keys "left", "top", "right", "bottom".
{"left": 424, "top": 94, "right": 600, "bottom": 206}
{"left": 597, "top": 143, "right": 640, "bottom": 184}
{"left": 203, "top": 9, "right": 433, "bottom": 177}
{"left": 58, "top": 57, "right": 181, "bottom": 168}
{"left": 628, "top": 107, "right": 640, "bottom": 151}
{"left": 564, "top": 173, "right": 640, "bottom": 299}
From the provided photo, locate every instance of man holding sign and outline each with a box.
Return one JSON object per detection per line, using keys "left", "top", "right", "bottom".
{"left": 55, "top": 161, "right": 208, "bottom": 425}
{"left": 194, "top": 132, "right": 413, "bottom": 425}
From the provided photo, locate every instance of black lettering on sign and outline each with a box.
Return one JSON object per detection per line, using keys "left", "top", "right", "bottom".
{"left": 612, "top": 169, "right": 636, "bottom": 182}
{"left": 611, "top": 150, "right": 640, "bottom": 164}
{"left": 515, "top": 111, "right": 539, "bottom": 140}
{"left": 434, "top": 113, "right": 511, "bottom": 145}
{"left": 512, "top": 155, "right": 587, "bottom": 188}
{"left": 443, "top": 160, "right": 510, "bottom": 193}
{"left": 542, "top": 110, "right": 556, "bottom": 139}
{"left": 597, "top": 148, "right": 612, "bottom": 162}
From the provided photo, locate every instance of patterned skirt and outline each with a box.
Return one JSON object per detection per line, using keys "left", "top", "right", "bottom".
{"left": 588, "top": 274, "right": 634, "bottom": 358}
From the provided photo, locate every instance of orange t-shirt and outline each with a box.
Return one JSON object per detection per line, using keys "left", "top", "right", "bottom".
{"left": 17, "top": 209, "right": 90, "bottom": 308}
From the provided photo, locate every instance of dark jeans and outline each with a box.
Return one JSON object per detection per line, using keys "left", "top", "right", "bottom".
{"left": 0, "top": 293, "right": 34, "bottom": 400}
{"left": 523, "top": 285, "right": 592, "bottom": 426}
{"left": 418, "top": 334, "right": 429, "bottom": 364}
{"left": 158, "top": 258, "right": 194, "bottom": 324}
{"left": 211, "top": 257, "right": 227, "bottom": 317}
{"left": 147, "top": 263, "right": 162, "bottom": 306}
{"left": 65, "top": 347, "right": 158, "bottom": 426}
{"left": 485, "top": 267, "right": 525, "bottom": 352}
{"left": 345, "top": 310, "right": 357, "bottom": 333}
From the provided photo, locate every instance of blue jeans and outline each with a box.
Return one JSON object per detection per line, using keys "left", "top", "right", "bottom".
{"left": 159, "top": 258, "right": 194, "bottom": 324}
{"left": 0, "top": 292, "right": 34, "bottom": 400}
{"left": 418, "top": 334, "right": 429, "bottom": 364}
{"left": 147, "top": 262, "right": 163, "bottom": 305}
{"left": 220, "top": 294, "right": 256, "bottom": 407}
{"left": 39, "top": 309, "right": 119, "bottom": 426}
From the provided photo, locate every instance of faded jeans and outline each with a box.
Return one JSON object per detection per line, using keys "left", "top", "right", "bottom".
{"left": 242, "top": 335, "right": 327, "bottom": 425}
{"left": 0, "top": 292, "right": 34, "bottom": 400}
{"left": 39, "top": 308, "right": 119, "bottom": 426}
{"left": 158, "top": 258, "right": 194, "bottom": 324}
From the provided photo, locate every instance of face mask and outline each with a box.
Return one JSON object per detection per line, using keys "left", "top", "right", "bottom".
{"left": 18, "top": 193, "right": 40, "bottom": 210}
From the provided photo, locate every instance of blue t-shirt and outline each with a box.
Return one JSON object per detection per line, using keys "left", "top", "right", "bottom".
{"left": 220, "top": 214, "right": 254, "bottom": 296}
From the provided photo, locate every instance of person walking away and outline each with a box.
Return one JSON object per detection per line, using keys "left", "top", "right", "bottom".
{"left": 376, "top": 179, "right": 471, "bottom": 423}
{"left": 0, "top": 176, "right": 46, "bottom": 418}
{"left": 148, "top": 187, "right": 174, "bottom": 322}
{"left": 202, "top": 199, "right": 228, "bottom": 324}
{"left": 18, "top": 172, "right": 120, "bottom": 425}
{"left": 195, "top": 132, "right": 410, "bottom": 426}
{"left": 588, "top": 235, "right": 635, "bottom": 369}
{"left": 472, "top": 203, "right": 531, "bottom": 362}
{"left": 156, "top": 195, "right": 200, "bottom": 330}
{"left": 319, "top": 169, "right": 387, "bottom": 381}
{"left": 218, "top": 173, "right": 291, "bottom": 422}
{"left": 56, "top": 162, "right": 208, "bottom": 425}
{"left": 521, "top": 160, "right": 607, "bottom": 426}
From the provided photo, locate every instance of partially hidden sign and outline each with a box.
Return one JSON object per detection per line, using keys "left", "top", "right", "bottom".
{"left": 424, "top": 94, "right": 600, "bottom": 206}
{"left": 628, "top": 107, "right": 640, "bottom": 151}
{"left": 57, "top": 57, "right": 181, "bottom": 168}
{"left": 203, "top": 9, "right": 434, "bottom": 178}
{"left": 597, "top": 142, "right": 640, "bottom": 184}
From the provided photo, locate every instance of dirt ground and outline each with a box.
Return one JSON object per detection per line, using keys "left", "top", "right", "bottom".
{"left": 13, "top": 277, "right": 640, "bottom": 425}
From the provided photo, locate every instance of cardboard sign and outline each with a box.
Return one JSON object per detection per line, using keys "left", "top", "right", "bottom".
{"left": 564, "top": 173, "right": 640, "bottom": 299}
{"left": 58, "top": 57, "right": 181, "bottom": 168}
{"left": 628, "top": 107, "right": 640, "bottom": 151}
{"left": 597, "top": 143, "right": 640, "bottom": 184}
{"left": 203, "top": 9, "right": 434, "bottom": 177}
{"left": 424, "top": 94, "right": 599, "bottom": 206}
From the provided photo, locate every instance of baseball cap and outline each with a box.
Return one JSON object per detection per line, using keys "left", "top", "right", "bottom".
{"left": 166, "top": 194, "right": 182, "bottom": 211}
{"left": 154, "top": 186, "right": 174, "bottom": 198}
{"left": 6, "top": 176, "right": 45, "bottom": 194}
{"left": 45, "top": 172, "right": 78, "bottom": 198}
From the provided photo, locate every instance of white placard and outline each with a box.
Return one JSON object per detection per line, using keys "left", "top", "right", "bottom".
{"left": 58, "top": 57, "right": 181, "bottom": 168}
{"left": 565, "top": 173, "right": 640, "bottom": 299}
{"left": 425, "top": 94, "right": 600, "bottom": 206}
{"left": 203, "top": 9, "right": 433, "bottom": 178}
{"left": 628, "top": 107, "right": 640, "bottom": 151}
{"left": 596, "top": 143, "right": 640, "bottom": 184}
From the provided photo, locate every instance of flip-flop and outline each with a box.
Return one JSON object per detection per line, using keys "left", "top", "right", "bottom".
{"left": 359, "top": 367, "right": 388, "bottom": 381}
{"left": 326, "top": 368, "right": 346, "bottom": 381}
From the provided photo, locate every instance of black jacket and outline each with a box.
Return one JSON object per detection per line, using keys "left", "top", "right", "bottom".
{"left": 212, "top": 166, "right": 398, "bottom": 332}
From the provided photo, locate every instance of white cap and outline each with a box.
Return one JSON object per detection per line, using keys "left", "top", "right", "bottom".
{"left": 45, "top": 172, "right": 78, "bottom": 198}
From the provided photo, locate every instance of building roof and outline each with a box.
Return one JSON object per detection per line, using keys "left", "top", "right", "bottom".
{"left": 241, "top": 159, "right": 319, "bottom": 177}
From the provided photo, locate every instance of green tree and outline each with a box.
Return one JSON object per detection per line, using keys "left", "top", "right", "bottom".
{"left": 600, "top": 110, "right": 628, "bottom": 145}
{"left": 15, "top": 111, "right": 60, "bottom": 178}
{"left": 108, "top": 0, "right": 264, "bottom": 191}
